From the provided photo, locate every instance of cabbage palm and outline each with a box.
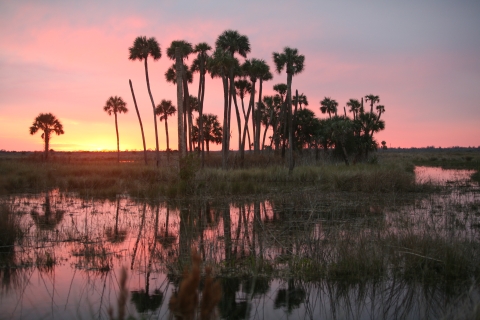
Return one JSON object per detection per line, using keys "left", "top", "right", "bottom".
{"left": 346, "top": 99, "right": 361, "bottom": 120}
{"left": 215, "top": 30, "right": 250, "bottom": 168}
{"left": 191, "top": 42, "right": 212, "bottom": 166}
{"left": 376, "top": 104, "right": 385, "bottom": 120}
{"left": 292, "top": 93, "right": 308, "bottom": 110}
{"left": 320, "top": 97, "right": 338, "bottom": 119}
{"left": 155, "top": 100, "right": 176, "bottom": 162}
{"left": 255, "top": 61, "right": 273, "bottom": 153}
{"left": 29, "top": 113, "right": 64, "bottom": 160}
{"left": 273, "top": 47, "right": 305, "bottom": 172}
{"left": 103, "top": 96, "right": 128, "bottom": 163}
{"left": 365, "top": 94, "right": 380, "bottom": 113}
{"left": 196, "top": 114, "right": 222, "bottom": 154}
{"left": 128, "top": 36, "right": 162, "bottom": 167}
{"left": 167, "top": 40, "right": 194, "bottom": 152}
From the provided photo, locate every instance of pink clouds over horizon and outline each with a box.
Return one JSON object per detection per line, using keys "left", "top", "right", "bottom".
{"left": 1, "top": 0, "right": 479, "bottom": 152}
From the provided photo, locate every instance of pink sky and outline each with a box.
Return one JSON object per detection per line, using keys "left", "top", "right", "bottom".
{"left": 1, "top": 1, "right": 479, "bottom": 151}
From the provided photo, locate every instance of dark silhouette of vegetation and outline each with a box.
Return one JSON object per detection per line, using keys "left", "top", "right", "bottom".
{"left": 128, "top": 36, "right": 162, "bottom": 167}
{"left": 155, "top": 100, "right": 176, "bottom": 162}
{"left": 103, "top": 96, "right": 128, "bottom": 163}
{"left": 129, "top": 79, "right": 148, "bottom": 165}
{"left": 29, "top": 113, "right": 64, "bottom": 160}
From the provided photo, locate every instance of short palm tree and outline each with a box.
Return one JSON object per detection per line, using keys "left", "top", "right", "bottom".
{"left": 320, "top": 97, "right": 338, "bottom": 118}
{"left": 129, "top": 36, "right": 162, "bottom": 166}
{"left": 346, "top": 99, "right": 361, "bottom": 120}
{"left": 103, "top": 96, "right": 128, "bottom": 163}
{"left": 29, "top": 113, "right": 64, "bottom": 160}
{"left": 376, "top": 105, "right": 385, "bottom": 120}
{"left": 292, "top": 93, "right": 308, "bottom": 110}
{"left": 273, "top": 47, "right": 305, "bottom": 172}
{"left": 155, "top": 100, "right": 176, "bottom": 162}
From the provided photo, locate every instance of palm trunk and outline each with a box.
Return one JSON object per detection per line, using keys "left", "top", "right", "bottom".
{"left": 44, "top": 130, "right": 50, "bottom": 161}
{"left": 233, "top": 89, "right": 242, "bottom": 151}
{"left": 287, "top": 73, "right": 294, "bottom": 173}
{"left": 240, "top": 96, "right": 252, "bottom": 151}
{"left": 129, "top": 79, "right": 147, "bottom": 165}
{"left": 183, "top": 73, "right": 192, "bottom": 152}
{"left": 165, "top": 119, "right": 170, "bottom": 163}
{"left": 240, "top": 79, "right": 256, "bottom": 166}
{"left": 255, "top": 79, "right": 263, "bottom": 153}
{"left": 144, "top": 59, "right": 160, "bottom": 167}
{"left": 221, "top": 75, "right": 229, "bottom": 169}
{"left": 261, "top": 122, "right": 269, "bottom": 150}
{"left": 114, "top": 112, "right": 120, "bottom": 163}
{"left": 175, "top": 48, "right": 186, "bottom": 159}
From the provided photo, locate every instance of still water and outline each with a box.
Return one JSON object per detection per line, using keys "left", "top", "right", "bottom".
{"left": 0, "top": 167, "right": 479, "bottom": 319}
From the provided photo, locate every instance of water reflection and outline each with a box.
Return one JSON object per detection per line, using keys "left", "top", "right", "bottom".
{"left": 0, "top": 167, "right": 479, "bottom": 319}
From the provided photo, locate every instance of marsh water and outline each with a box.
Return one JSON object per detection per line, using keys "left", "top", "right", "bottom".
{"left": 1, "top": 167, "right": 479, "bottom": 319}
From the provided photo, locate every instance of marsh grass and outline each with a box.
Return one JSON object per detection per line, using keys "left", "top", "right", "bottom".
{"left": 0, "top": 151, "right": 421, "bottom": 198}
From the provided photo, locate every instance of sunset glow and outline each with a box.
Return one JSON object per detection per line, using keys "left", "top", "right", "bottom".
{"left": 1, "top": 1, "right": 479, "bottom": 151}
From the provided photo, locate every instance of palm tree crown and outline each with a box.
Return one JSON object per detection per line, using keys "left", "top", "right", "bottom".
{"left": 320, "top": 97, "right": 338, "bottom": 118}
{"left": 272, "top": 47, "right": 305, "bottom": 75}
{"left": 215, "top": 30, "right": 250, "bottom": 57}
{"left": 103, "top": 96, "right": 128, "bottom": 115}
{"left": 128, "top": 36, "right": 161, "bottom": 61}
{"left": 166, "top": 40, "right": 193, "bottom": 60}
{"left": 155, "top": 100, "right": 176, "bottom": 121}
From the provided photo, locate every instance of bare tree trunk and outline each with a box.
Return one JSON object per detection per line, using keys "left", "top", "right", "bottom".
{"left": 144, "top": 59, "right": 160, "bottom": 167}
{"left": 129, "top": 79, "right": 147, "bottom": 165}
{"left": 176, "top": 48, "right": 186, "bottom": 160}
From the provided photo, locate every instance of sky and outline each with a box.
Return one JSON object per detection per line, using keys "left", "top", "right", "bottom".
{"left": 1, "top": 0, "right": 479, "bottom": 152}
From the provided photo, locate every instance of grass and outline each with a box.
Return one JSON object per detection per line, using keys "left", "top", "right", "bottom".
{"left": 0, "top": 150, "right": 420, "bottom": 198}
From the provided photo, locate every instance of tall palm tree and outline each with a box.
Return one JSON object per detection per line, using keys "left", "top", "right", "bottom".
{"left": 103, "top": 96, "right": 128, "bottom": 163}
{"left": 273, "top": 47, "right": 305, "bottom": 172}
{"left": 209, "top": 48, "right": 240, "bottom": 169}
{"left": 128, "top": 36, "right": 162, "bottom": 167}
{"left": 29, "top": 113, "right": 64, "bottom": 160}
{"left": 191, "top": 42, "right": 212, "bottom": 166}
{"left": 235, "top": 79, "right": 252, "bottom": 150}
{"left": 167, "top": 40, "right": 194, "bottom": 152}
{"left": 255, "top": 61, "right": 273, "bottom": 153}
{"left": 320, "top": 97, "right": 338, "bottom": 118}
{"left": 155, "top": 100, "right": 176, "bottom": 162}
{"left": 365, "top": 94, "right": 380, "bottom": 114}
{"left": 215, "top": 30, "right": 250, "bottom": 168}
{"left": 273, "top": 83, "right": 288, "bottom": 153}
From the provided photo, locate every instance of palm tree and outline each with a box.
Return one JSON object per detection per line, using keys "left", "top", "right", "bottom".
{"left": 29, "top": 113, "right": 64, "bottom": 160}
{"left": 365, "top": 94, "right": 380, "bottom": 114}
{"left": 209, "top": 47, "right": 240, "bottom": 169}
{"left": 235, "top": 79, "right": 252, "bottom": 150}
{"left": 215, "top": 30, "right": 250, "bottom": 168}
{"left": 128, "top": 36, "right": 162, "bottom": 167}
{"left": 292, "top": 93, "right": 308, "bottom": 110}
{"left": 273, "top": 47, "right": 305, "bottom": 172}
{"left": 155, "top": 100, "right": 176, "bottom": 162}
{"left": 376, "top": 105, "right": 385, "bottom": 120}
{"left": 167, "top": 40, "right": 194, "bottom": 152}
{"left": 191, "top": 42, "right": 212, "bottom": 166}
{"left": 320, "top": 97, "right": 338, "bottom": 119}
{"left": 255, "top": 61, "right": 273, "bottom": 153}
{"left": 103, "top": 96, "right": 128, "bottom": 163}
{"left": 195, "top": 114, "right": 222, "bottom": 154}
{"left": 346, "top": 99, "right": 361, "bottom": 120}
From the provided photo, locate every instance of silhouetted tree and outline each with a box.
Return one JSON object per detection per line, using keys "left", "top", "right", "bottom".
{"left": 103, "top": 96, "right": 128, "bottom": 163}
{"left": 155, "top": 100, "right": 176, "bottom": 162}
{"left": 29, "top": 113, "right": 64, "bottom": 160}
{"left": 129, "top": 36, "right": 162, "bottom": 166}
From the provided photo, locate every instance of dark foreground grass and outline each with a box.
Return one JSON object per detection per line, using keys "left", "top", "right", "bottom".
{"left": 0, "top": 151, "right": 419, "bottom": 198}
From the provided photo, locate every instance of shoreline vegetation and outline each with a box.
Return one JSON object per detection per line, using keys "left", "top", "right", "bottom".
{"left": 0, "top": 149, "right": 479, "bottom": 198}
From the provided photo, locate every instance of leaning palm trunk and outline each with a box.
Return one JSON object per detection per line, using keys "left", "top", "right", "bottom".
{"left": 183, "top": 74, "right": 192, "bottom": 152}
{"left": 176, "top": 48, "right": 186, "bottom": 159}
{"left": 196, "top": 57, "right": 206, "bottom": 166}
{"left": 254, "top": 79, "right": 264, "bottom": 153}
{"left": 240, "top": 96, "right": 252, "bottom": 151}
{"left": 233, "top": 90, "right": 242, "bottom": 152}
{"left": 143, "top": 59, "right": 160, "bottom": 167}
{"left": 240, "top": 80, "right": 256, "bottom": 166}
{"left": 129, "top": 79, "right": 148, "bottom": 165}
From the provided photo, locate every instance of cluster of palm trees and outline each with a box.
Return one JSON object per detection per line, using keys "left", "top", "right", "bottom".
{"left": 29, "top": 29, "right": 385, "bottom": 167}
